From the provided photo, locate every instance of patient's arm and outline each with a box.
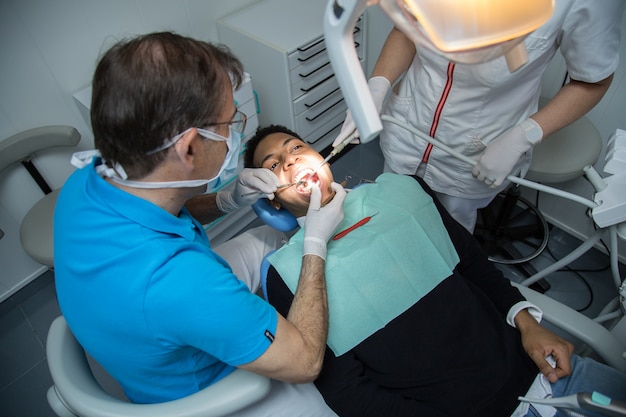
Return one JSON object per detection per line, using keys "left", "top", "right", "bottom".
{"left": 515, "top": 309, "right": 574, "bottom": 383}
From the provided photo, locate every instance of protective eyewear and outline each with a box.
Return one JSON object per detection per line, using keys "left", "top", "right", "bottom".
{"left": 147, "top": 110, "right": 247, "bottom": 155}
{"left": 205, "top": 109, "right": 247, "bottom": 135}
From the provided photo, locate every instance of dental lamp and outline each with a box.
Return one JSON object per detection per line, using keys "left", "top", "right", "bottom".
{"left": 323, "top": 0, "right": 555, "bottom": 143}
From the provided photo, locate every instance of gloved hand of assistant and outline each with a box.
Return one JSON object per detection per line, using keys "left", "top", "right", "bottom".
{"left": 216, "top": 168, "right": 280, "bottom": 213}
{"left": 303, "top": 182, "right": 346, "bottom": 259}
{"left": 332, "top": 76, "right": 391, "bottom": 148}
{"left": 473, "top": 118, "right": 543, "bottom": 188}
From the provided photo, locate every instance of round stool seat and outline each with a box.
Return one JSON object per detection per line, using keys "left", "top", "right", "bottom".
{"left": 20, "top": 188, "right": 59, "bottom": 267}
{"left": 526, "top": 114, "right": 602, "bottom": 184}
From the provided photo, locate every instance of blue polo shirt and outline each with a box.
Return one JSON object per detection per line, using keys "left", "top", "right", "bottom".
{"left": 54, "top": 159, "right": 277, "bottom": 403}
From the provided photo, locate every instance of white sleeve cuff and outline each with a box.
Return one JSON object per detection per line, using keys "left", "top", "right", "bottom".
{"left": 507, "top": 301, "right": 543, "bottom": 328}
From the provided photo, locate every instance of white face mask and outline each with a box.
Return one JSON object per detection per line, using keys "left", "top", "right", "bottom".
{"left": 71, "top": 127, "right": 241, "bottom": 192}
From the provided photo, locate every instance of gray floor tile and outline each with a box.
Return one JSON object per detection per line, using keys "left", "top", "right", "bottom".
{"left": 0, "top": 306, "right": 46, "bottom": 389}
{"left": 330, "top": 140, "right": 385, "bottom": 188}
{"left": 21, "top": 278, "right": 61, "bottom": 349}
{"left": 0, "top": 359, "right": 55, "bottom": 417}
{"left": 7, "top": 271, "right": 54, "bottom": 305}
{"left": 0, "top": 296, "right": 18, "bottom": 318}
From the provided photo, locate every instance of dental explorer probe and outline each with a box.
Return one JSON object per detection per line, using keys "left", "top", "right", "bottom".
{"left": 240, "top": 181, "right": 303, "bottom": 198}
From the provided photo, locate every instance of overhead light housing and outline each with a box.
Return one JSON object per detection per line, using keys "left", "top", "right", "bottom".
{"left": 324, "top": 0, "right": 554, "bottom": 142}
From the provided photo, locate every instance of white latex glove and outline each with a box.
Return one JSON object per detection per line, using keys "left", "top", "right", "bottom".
{"left": 473, "top": 118, "right": 543, "bottom": 188}
{"left": 216, "top": 168, "right": 280, "bottom": 213}
{"left": 332, "top": 76, "right": 391, "bottom": 147}
{"left": 303, "top": 182, "right": 346, "bottom": 259}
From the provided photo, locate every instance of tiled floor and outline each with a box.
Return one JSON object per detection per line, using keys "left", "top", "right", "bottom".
{"left": 0, "top": 270, "right": 60, "bottom": 417}
{"left": 0, "top": 139, "right": 623, "bottom": 417}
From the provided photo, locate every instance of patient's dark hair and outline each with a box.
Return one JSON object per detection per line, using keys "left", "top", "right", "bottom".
{"left": 244, "top": 124, "right": 302, "bottom": 168}
{"left": 91, "top": 31, "right": 243, "bottom": 178}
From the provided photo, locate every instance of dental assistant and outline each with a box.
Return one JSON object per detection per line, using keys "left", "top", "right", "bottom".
{"left": 335, "top": 0, "right": 623, "bottom": 232}
{"left": 54, "top": 32, "right": 344, "bottom": 416}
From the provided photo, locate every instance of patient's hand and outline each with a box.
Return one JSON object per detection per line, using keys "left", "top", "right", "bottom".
{"left": 515, "top": 309, "right": 574, "bottom": 383}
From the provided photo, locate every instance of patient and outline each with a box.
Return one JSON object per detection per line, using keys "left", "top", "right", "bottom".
{"left": 244, "top": 125, "right": 626, "bottom": 417}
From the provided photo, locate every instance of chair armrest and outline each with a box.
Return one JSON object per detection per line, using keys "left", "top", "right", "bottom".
{"left": 513, "top": 283, "right": 626, "bottom": 372}
{"left": 47, "top": 316, "right": 271, "bottom": 417}
{"left": 0, "top": 125, "right": 80, "bottom": 174}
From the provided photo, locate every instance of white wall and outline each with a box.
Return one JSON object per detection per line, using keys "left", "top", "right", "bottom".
{"left": 0, "top": 0, "right": 266, "bottom": 225}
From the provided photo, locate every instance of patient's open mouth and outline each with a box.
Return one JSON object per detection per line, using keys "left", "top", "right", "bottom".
{"left": 295, "top": 169, "right": 320, "bottom": 194}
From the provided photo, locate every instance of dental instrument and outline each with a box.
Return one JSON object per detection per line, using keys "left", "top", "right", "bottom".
{"left": 380, "top": 115, "right": 598, "bottom": 210}
{"left": 240, "top": 181, "right": 303, "bottom": 198}
{"left": 310, "top": 132, "right": 359, "bottom": 178}
{"left": 518, "top": 392, "right": 626, "bottom": 417}
{"left": 333, "top": 212, "right": 378, "bottom": 241}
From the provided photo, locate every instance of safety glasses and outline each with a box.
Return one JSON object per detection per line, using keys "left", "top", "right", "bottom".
{"left": 147, "top": 110, "right": 247, "bottom": 155}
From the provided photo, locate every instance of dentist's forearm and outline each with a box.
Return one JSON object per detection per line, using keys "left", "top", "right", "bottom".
{"left": 286, "top": 254, "right": 329, "bottom": 379}
{"left": 185, "top": 193, "right": 224, "bottom": 224}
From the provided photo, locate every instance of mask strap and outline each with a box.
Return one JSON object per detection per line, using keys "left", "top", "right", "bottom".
{"left": 70, "top": 126, "right": 236, "bottom": 190}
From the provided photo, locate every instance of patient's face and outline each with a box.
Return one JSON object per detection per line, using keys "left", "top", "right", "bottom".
{"left": 253, "top": 132, "right": 335, "bottom": 217}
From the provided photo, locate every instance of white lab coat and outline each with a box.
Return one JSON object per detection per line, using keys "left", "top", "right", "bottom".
{"left": 380, "top": 0, "right": 623, "bottom": 199}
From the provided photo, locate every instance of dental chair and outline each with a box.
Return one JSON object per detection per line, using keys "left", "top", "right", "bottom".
{"left": 0, "top": 125, "right": 81, "bottom": 268}
{"left": 252, "top": 198, "right": 626, "bottom": 369}
{"left": 253, "top": 192, "right": 626, "bottom": 416}
{"left": 46, "top": 315, "right": 271, "bottom": 417}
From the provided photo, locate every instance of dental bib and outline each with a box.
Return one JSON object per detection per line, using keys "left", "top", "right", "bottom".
{"left": 269, "top": 173, "right": 459, "bottom": 356}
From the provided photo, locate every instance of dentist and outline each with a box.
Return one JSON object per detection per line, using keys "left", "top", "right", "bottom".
{"left": 54, "top": 31, "right": 344, "bottom": 416}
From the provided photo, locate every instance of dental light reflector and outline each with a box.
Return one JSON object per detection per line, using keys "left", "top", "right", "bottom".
{"left": 392, "top": 0, "right": 554, "bottom": 54}
{"left": 324, "top": 0, "right": 554, "bottom": 143}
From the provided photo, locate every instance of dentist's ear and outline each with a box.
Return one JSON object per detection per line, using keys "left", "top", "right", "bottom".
{"left": 174, "top": 128, "right": 200, "bottom": 164}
